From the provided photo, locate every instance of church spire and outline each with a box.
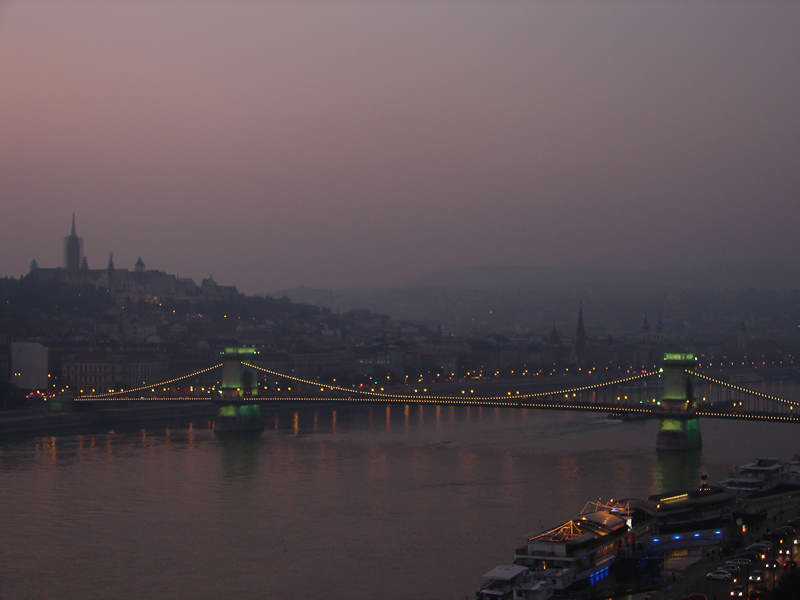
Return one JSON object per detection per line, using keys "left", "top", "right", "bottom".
{"left": 576, "top": 303, "right": 585, "bottom": 340}
{"left": 64, "top": 212, "right": 82, "bottom": 274}
{"left": 573, "top": 303, "right": 586, "bottom": 367}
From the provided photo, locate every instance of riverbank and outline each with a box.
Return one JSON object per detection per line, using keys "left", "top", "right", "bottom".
{"left": 648, "top": 502, "right": 800, "bottom": 599}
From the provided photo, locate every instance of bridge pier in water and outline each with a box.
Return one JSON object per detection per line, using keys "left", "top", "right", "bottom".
{"left": 656, "top": 353, "right": 702, "bottom": 451}
{"left": 215, "top": 347, "right": 264, "bottom": 435}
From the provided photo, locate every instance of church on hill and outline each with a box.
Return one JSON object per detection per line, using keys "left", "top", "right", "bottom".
{"left": 26, "top": 214, "right": 238, "bottom": 303}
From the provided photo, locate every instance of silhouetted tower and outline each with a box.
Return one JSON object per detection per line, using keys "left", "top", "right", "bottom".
{"left": 640, "top": 314, "right": 651, "bottom": 344}
{"left": 573, "top": 304, "right": 586, "bottom": 367}
{"left": 135, "top": 256, "right": 146, "bottom": 273}
{"left": 63, "top": 213, "right": 83, "bottom": 275}
{"left": 29, "top": 258, "right": 38, "bottom": 272}
{"left": 655, "top": 314, "right": 664, "bottom": 344}
{"left": 106, "top": 252, "right": 115, "bottom": 291}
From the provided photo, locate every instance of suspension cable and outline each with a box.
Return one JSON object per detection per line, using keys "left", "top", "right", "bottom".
{"left": 242, "top": 361, "right": 659, "bottom": 401}
{"left": 687, "top": 370, "right": 800, "bottom": 407}
{"left": 79, "top": 363, "right": 223, "bottom": 399}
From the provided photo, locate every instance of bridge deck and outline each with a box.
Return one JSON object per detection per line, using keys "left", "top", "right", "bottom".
{"left": 68, "top": 396, "right": 800, "bottom": 423}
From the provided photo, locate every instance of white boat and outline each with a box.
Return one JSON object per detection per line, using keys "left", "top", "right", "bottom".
{"left": 512, "top": 500, "right": 637, "bottom": 590}
{"left": 475, "top": 565, "right": 553, "bottom": 600}
{"left": 723, "top": 458, "right": 793, "bottom": 496}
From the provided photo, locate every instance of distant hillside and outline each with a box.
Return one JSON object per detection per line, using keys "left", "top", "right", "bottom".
{"left": 273, "top": 264, "right": 800, "bottom": 340}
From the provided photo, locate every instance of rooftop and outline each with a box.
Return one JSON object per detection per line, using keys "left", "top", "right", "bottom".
{"left": 482, "top": 565, "right": 528, "bottom": 581}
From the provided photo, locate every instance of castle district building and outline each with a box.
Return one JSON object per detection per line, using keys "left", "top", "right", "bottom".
{"left": 26, "top": 214, "right": 238, "bottom": 303}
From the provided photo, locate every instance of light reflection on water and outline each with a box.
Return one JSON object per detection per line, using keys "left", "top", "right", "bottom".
{"left": 1, "top": 403, "right": 799, "bottom": 600}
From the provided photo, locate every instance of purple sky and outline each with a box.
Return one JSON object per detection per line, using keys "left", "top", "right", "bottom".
{"left": 2, "top": 1, "right": 799, "bottom": 292}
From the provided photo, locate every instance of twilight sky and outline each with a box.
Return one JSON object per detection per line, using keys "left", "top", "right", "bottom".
{"left": 1, "top": 1, "right": 799, "bottom": 292}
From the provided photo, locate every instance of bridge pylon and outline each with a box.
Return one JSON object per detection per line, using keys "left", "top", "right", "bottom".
{"left": 215, "top": 347, "right": 264, "bottom": 435}
{"left": 656, "top": 353, "right": 701, "bottom": 451}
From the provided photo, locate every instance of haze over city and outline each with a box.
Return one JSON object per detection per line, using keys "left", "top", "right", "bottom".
{"left": 6, "top": 2, "right": 800, "bottom": 600}
{"left": 2, "top": 1, "right": 799, "bottom": 292}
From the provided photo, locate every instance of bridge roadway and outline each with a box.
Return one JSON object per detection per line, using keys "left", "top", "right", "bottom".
{"left": 71, "top": 394, "right": 800, "bottom": 423}
{"left": 69, "top": 356, "right": 800, "bottom": 426}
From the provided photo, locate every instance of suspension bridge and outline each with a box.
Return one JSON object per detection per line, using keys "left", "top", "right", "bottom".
{"left": 50, "top": 349, "right": 800, "bottom": 449}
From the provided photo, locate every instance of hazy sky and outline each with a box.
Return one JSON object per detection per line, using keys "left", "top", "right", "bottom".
{"left": 2, "top": 1, "right": 799, "bottom": 292}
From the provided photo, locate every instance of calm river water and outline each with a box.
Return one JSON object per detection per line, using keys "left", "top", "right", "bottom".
{"left": 1, "top": 403, "right": 799, "bottom": 600}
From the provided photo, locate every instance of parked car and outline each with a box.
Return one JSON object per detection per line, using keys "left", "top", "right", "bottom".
{"left": 748, "top": 569, "right": 763, "bottom": 582}
{"left": 706, "top": 570, "right": 733, "bottom": 581}
{"left": 727, "top": 558, "right": 751, "bottom": 568}
{"left": 729, "top": 586, "right": 745, "bottom": 598}
{"left": 723, "top": 562, "right": 741, "bottom": 573}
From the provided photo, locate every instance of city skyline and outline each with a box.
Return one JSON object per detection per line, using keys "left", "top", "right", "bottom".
{"left": 4, "top": 3, "right": 800, "bottom": 600}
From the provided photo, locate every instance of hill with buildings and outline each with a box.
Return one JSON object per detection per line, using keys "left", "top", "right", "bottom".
{"left": 1, "top": 218, "right": 798, "bottom": 408}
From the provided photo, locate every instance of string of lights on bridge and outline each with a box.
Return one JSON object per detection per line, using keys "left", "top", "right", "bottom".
{"left": 78, "top": 363, "right": 223, "bottom": 399}
{"left": 73, "top": 359, "right": 656, "bottom": 402}
{"left": 694, "top": 410, "right": 800, "bottom": 423}
{"left": 68, "top": 362, "right": 800, "bottom": 426}
{"left": 72, "top": 393, "right": 655, "bottom": 413}
{"left": 70, "top": 392, "right": 800, "bottom": 422}
{"left": 240, "top": 361, "right": 661, "bottom": 402}
{"left": 687, "top": 370, "right": 800, "bottom": 409}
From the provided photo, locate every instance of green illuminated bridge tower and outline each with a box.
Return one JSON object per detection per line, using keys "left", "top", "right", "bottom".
{"left": 656, "top": 353, "right": 702, "bottom": 451}
{"left": 215, "top": 347, "right": 264, "bottom": 434}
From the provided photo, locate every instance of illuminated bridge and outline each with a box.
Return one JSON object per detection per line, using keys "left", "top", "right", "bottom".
{"left": 54, "top": 349, "right": 800, "bottom": 449}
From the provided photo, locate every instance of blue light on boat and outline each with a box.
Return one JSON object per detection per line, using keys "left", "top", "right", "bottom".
{"left": 674, "top": 535, "right": 681, "bottom": 540}
{"left": 652, "top": 538, "right": 660, "bottom": 542}
{"left": 693, "top": 533, "right": 701, "bottom": 537}
{"left": 714, "top": 530, "right": 722, "bottom": 535}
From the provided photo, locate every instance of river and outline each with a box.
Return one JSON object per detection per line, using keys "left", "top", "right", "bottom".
{"left": 1, "top": 403, "right": 798, "bottom": 600}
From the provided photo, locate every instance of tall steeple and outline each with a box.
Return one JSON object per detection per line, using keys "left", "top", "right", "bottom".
{"left": 106, "top": 252, "right": 115, "bottom": 292}
{"left": 63, "top": 213, "right": 83, "bottom": 275}
{"left": 640, "top": 313, "right": 651, "bottom": 345}
{"left": 576, "top": 303, "right": 585, "bottom": 341}
{"left": 574, "top": 303, "right": 586, "bottom": 367}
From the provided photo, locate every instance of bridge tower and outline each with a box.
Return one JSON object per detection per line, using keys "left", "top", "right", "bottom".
{"left": 656, "top": 353, "right": 701, "bottom": 451}
{"left": 220, "top": 347, "right": 260, "bottom": 395}
{"left": 216, "top": 347, "right": 264, "bottom": 434}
